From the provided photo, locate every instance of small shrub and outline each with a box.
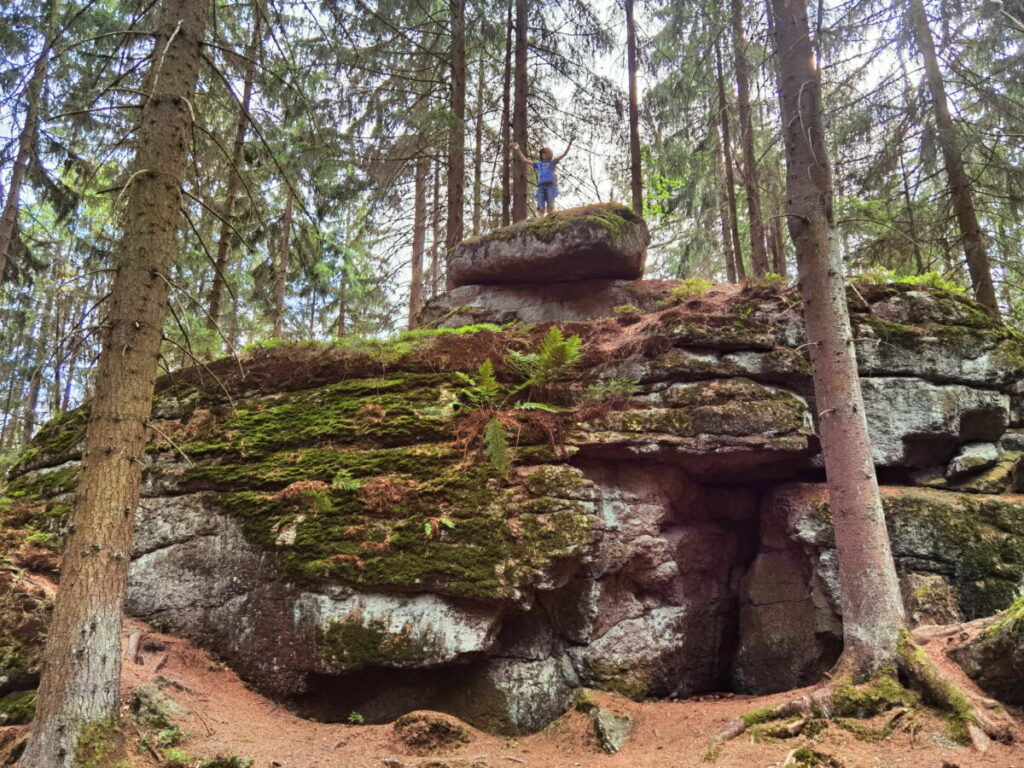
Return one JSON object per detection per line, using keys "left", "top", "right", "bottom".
{"left": 25, "top": 530, "right": 58, "bottom": 548}
{"left": 749, "top": 272, "right": 785, "bottom": 289}
{"left": 331, "top": 470, "right": 363, "bottom": 491}
{"left": 669, "top": 277, "right": 713, "bottom": 303}
{"left": 161, "top": 747, "right": 192, "bottom": 768}
{"left": 346, "top": 711, "right": 365, "bottom": 725}
{"left": 896, "top": 271, "right": 965, "bottom": 294}
{"left": 156, "top": 726, "right": 184, "bottom": 748}
{"left": 611, "top": 304, "right": 643, "bottom": 316}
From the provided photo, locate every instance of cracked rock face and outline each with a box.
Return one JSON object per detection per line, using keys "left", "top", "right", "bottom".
{"left": 8, "top": 280, "right": 1024, "bottom": 734}
{"left": 734, "top": 483, "right": 1024, "bottom": 693}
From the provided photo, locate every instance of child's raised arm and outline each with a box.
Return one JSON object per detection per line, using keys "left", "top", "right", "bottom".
{"left": 555, "top": 136, "right": 574, "bottom": 162}
{"left": 510, "top": 142, "right": 531, "bottom": 164}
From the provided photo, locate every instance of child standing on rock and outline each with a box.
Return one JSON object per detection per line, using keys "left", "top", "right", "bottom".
{"left": 512, "top": 139, "right": 573, "bottom": 218}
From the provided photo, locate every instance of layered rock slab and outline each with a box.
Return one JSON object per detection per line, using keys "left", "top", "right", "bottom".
{"left": 734, "top": 484, "right": 1024, "bottom": 693}
{"left": 421, "top": 280, "right": 672, "bottom": 327}
{"left": 446, "top": 203, "right": 649, "bottom": 287}
{"left": 7, "top": 281, "right": 1024, "bottom": 734}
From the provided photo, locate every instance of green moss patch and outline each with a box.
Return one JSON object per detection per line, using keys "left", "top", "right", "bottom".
{"left": 882, "top": 489, "right": 1024, "bottom": 619}
{"left": 178, "top": 374, "right": 460, "bottom": 461}
{"left": 740, "top": 705, "right": 782, "bottom": 728}
{"left": 832, "top": 673, "right": 916, "bottom": 718}
{"left": 458, "top": 202, "right": 644, "bottom": 247}
{"left": 213, "top": 453, "right": 595, "bottom": 601}
{"left": 0, "top": 690, "right": 35, "bottom": 725}
{"left": 75, "top": 717, "right": 124, "bottom": 768}
{"left": 319, "top": 616, "right": 439, "bottom": 669}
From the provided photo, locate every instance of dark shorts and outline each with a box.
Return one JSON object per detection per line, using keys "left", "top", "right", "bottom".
{"left": 535, "top": 183, "right": 558, "bottom": 209}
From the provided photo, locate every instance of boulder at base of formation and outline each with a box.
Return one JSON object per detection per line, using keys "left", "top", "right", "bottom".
{"left": 446, "top": 202, "right": 649, "bottom": 287}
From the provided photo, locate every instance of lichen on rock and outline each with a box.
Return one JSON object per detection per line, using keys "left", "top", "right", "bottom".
{"left": 5, "top": 279, "right": 1024, "bottom": 736}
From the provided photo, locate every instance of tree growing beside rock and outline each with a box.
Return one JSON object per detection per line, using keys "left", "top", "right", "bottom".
{"left": 713, "top": 0, "right": 1015, "bottom": 748}
{"left": 20, "top": 0, "right": 207, "bottom": 763}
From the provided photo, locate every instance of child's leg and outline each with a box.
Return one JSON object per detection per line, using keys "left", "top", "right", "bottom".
{"left": 547, "top": 186, "right": 559, "bottom": 213}
{"left": 535, "top": 187, "right": 547, "bottom": 218}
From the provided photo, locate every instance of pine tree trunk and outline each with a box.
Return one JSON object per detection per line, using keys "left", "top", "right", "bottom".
{"left": 500, "top": 4, "right": 513, "bottom": 227}
{"left": 711, "top": 102, "right": 738, "bottom": 282}
{"left": 445, "top": 0, "right": 466, "bottom": 288}
{"left": 715, "top": 43, "right": 746, "bottom": 280}
{"left": 429, "top": 162, "right": 442, "bottom": 297}
{"left": 0, "top": 0, "right": 56, "bottom": 280}
{"left": 770, "top": 0, "right": 906, "bottom": 676}
{"left": 273, "top": 189, "right": 293, "bottom": 337}
{"left": 20, "top": 0, "right": 207, "bottom": 763}
{"left": 899, "top": 154, "right": 925, "bottom": 274}
{"left": 22, "top": 287, "right": 55, "bottom": 444}
{"left": 625, "top": 0, "right": 643, "bottom": 215}
{"left": 472, "top": 59, "right": 485, "bottom": 235}
{"left": 511, "top": 0, "right": 529, "bottom": 222}
{"left": 206, "top": 10, "right": 260, "bottom": 333}
{"left": 908, "top": 0, "right": 998, "bottom": 313}
{"left": 409, "top": 156, "right": 429, "bottom": 328}
{"left": 767, "top": 163, "right": 788, "bottom": 276}
{"left": 730, "top": 0, "right": 770, "bottom": 276}
{"left": 0, "top": 328, "right": 29, "bottom": 451}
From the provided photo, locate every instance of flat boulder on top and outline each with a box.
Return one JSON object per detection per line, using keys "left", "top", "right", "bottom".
{"left": 447, "top": 202, "right": 649, "bottom": 287}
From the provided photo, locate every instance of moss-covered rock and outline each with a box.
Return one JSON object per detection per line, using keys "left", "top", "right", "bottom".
{"left": 447, "top": 203, "right": 649, "bottom": 287}
{"left": 770, "top": 484, "right": 1024, "bottom": 620}
{"left": 950, "top": 597, "right": 1024, "bottom": 705}
{"left": 0, "top": 569, "right": 50, "bottom": 699}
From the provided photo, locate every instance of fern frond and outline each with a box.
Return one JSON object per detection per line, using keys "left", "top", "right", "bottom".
{"left": 516, "top": 401, "right": 573, "bottom": 412}
{"left": 505, "top": 348, "right": 538, "bottom": 379}
{"left": 483, "top": 416, "right": 511, "bottom": 478}
{"left": 533, "top": 326, "right": 583, "bottom": 382}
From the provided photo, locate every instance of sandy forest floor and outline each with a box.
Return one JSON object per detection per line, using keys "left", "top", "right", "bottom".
{"left": 0, "top": 574, "right": 1021, "bottom": 766}
{"left": 73, "top": 614, "right": 1024, "bottom": 768}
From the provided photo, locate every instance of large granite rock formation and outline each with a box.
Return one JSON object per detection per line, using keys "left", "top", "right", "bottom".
{"left": 5, "top": 275, "right": 1024, "bottom": 735}
{"left": 425, "top": 203, "right": 653, "bottom": 326}
{"left": 445, "top": 203, "right": 649, "bottom": 288}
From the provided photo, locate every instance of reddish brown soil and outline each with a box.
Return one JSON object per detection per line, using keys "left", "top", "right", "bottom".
{"left": 101, "top": 614, "right": 1024, "bottom": 768}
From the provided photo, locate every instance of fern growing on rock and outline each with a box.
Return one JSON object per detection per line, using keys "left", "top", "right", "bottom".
{"left": 454, "top": 326, "right": 584, "bottom": 476}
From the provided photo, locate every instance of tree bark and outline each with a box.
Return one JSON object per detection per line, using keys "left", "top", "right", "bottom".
{"left": 20, "top": 0, "right": 207, "bottom": 764}
{"left": 471, "top": 58, "right": 485, "bottom": 235}
{"left": 767, "top": 162, "right": 788, "bottom": 276}
{"left": 409, "top": 155, "right": 429, "bottom": 328}
{"left": 500, "top": 3, "right": 513, "bottom": 227}
{"left": 715, "top": 42, "right": 746, "bottom": 280}
{"left": 625, "top": 0, "right": 643, "bottom": 215}
{"left": 711, "top": 99, "right": 737, "bottom": 282}
{"left": 273, "top": 188, "right": 293, "bottom": 337}
{"left": 730, "top": 0, "right": 770, "bottom": 276}
{"left": 444, "top": 0, "right": 466, "bottom": 288}
{"left": 22, "top": 286, "right": 55, "bottom": 444}
{"left": 511, "top": 0, "right": 529, "bottom": 222}
{"left": 0, "top": 0, "right": 57, "bottom": 280}
{"left": 429, "top": 161, "right": 442, "bottom": 297}
{"left": 206, "top": 9, "right": 260, "bottom": 333}
{"left": 769, "top": 0, "right": 906, "bottom": 676}
{"left": 908, "top": 0, "right": 998, "bottom": 313}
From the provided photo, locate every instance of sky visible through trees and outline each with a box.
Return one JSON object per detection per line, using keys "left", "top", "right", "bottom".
{"left": 0, "top": 0, "right": 1022, "bottom": 455}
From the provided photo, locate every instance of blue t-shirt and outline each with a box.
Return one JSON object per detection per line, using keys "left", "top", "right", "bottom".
{"left": 533, "top": 159, "right": 558, "bottom": 185}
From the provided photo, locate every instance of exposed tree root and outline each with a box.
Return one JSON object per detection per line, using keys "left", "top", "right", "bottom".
{"left": 713, "top": 627, "right": 1018, "bottom": 752}
{"left": 910, "top": 615, "right": 998, "bottom": 645}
